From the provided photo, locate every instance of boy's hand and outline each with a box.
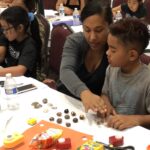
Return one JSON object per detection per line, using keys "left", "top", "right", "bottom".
{"left": 107, "top": 115, "right": 140, "bottom": 130}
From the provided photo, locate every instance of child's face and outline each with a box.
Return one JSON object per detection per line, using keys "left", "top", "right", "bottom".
{"left": 0, "top": 20, "right": 18, "bottom": 41}
{"left": 106, "top": 33, "right": 130, "bottom": 67}
{"left": 127, "top": 0, "right": 140, "bottom": 12}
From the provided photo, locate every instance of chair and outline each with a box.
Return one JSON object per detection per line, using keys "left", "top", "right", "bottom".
{"left": 35, "top": 13, "right": 50, "bottom": 81}
{"left": 47, "top": 23, "right": 73, "bottom": 81}
{"left": 43, "top": 0, "right": 57, "bottom": 10}
{"left": 112, "top": 0, "right": 127, "bottom": 7}
{"left": 140, "top": 53, "right": 150, "bottom": 65}
{"left": 144, "top": 0, "right": 150, "bottom": 24}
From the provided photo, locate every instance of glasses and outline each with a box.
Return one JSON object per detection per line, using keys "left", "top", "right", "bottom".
{"left": 0, "top": 26, "right": 14, "bottom": 34}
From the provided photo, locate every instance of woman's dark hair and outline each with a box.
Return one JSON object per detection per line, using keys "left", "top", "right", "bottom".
{"left": 0, "top": 6, "right": 29, "bottom": 32}
{"left": 80, "top": 0, "right": 113, "bottom": 25}
{"left": 109, "top": 18, "right": 149, "bottom": 54}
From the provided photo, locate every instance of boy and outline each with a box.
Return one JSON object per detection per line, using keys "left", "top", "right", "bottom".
{"left": 100, "top": 18, "right": 150, "bottom": 130}
{"left": 112, "top": 0, "right": 146, "bottom": 20}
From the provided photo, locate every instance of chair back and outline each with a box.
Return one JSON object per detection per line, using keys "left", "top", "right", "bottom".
{"left": 140, "top": 53, "right": 150, "bottom": 65}
{"left": 35, "top": 13, "right": 50, "bottom": 80}
{"left": 48, "top": 23, "right": 73, "bottom": 80}
{"left": 144, "top": 0, "right": 150, "bottom": 24}
{"left": 43, "top": 0, "right": 57, "bottom": 10}
{"left": 112, "top": 0, "right": 127, "bottom": 7}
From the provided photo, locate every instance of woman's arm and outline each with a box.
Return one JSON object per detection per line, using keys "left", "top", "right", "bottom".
{"left": 60, "top": 33, "right": 88, "bottom": 98}
{"left": 79, "top": 0, "right": 85, "bottom": 13}
{"left": 0, "top": 65, "right": 27, "bottom": 76}
{"left": 56, "top": 0, "right": 73, "bottom": 15}
{"left": 0, "top": 46, "right": 6, "bottom": 63}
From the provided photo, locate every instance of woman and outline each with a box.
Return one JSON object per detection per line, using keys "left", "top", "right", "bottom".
{"left": 56, "top": 0, "right": 85, "bottom": 15}
{"left": 58, "top": 0, "right": 113, "bottom": 113}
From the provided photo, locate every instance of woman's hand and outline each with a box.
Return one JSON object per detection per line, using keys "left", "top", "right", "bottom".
{"left": 80, "top": 90, "right": 107, "bottom": 113}
{"left": 107, "top": 115, "right": 140, "bottom": 130}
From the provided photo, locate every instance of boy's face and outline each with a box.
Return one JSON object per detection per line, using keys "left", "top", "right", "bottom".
{"left": 127, "top": 0, "right": 139, "bottom": 12}
{"left": 0, "top": 20, "right": 18, "bottom": 41}
{"left": 107, "top": 33, "right": 131, "bottom": 67}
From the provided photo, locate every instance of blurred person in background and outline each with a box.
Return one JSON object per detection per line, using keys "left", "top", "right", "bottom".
{"left": 112, "top": 0, "right": 147, "bottom": 20}
{"left": 56, "top": 0, "right": 85, "bottom": 15}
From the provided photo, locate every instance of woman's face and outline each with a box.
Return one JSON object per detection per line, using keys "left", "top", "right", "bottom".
{"left": 127, "top": 0, "right": 140, "bottom": 12}
{"left": 82, "top": 14, "right": 109, "bottom": 51}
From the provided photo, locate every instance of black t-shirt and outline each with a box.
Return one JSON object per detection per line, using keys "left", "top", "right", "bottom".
{"left": 0, "top": 35, "right": 37, "bottom": 77}
{"left": 57, "top": 50, "right": 108, "bottom": 100}
{"left": 121, "top": 3, "right": 147, "bottom": 18}
{"left": 65, "top": 0, "right": 81, "bottom": 11}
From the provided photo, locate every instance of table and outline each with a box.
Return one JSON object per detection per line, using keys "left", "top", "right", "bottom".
{"left": 0, "top": 76, "right": 150, "bottom": 149}
{"left": 44, "top": 9, "right": 83, "bottom": 33}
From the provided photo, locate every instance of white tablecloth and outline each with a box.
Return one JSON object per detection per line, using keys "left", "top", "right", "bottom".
{"left": 0, "top": 76, "right": 150, "bottom": 149}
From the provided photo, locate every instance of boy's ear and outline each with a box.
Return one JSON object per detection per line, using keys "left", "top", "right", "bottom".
{"left": 129, "top": 49, "right": 139, "bottom": 61}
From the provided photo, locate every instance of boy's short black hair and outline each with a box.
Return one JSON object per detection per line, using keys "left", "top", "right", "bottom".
{"left": 0, "top": 6, "right": 29, "bottom": 32}
{"left": 109, "top": 18, "right": 149, "bottom": 54}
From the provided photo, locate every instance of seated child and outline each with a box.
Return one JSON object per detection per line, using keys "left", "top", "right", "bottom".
{"left": 0, "top": 6, "right": 37, "bottom": 77}
{"left": 100, "top": 18, "right": 150, "bottom": 130}
{"left": 112, "top": 0, "right": 147, "bottom": 20}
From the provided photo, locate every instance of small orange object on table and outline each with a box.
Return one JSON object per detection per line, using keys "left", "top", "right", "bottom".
{"left": 147, "top": 145, "right": 150, "bottom": 150}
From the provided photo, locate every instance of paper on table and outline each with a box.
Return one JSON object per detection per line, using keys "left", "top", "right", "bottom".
{"left": 0, "top": 120, "right": 93, "bottom": 150}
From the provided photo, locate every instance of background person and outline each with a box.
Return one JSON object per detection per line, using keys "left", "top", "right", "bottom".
{"left": 56, "top": 0, "right": 85, "bottom": 15}
{"left": 0, "top": 6, "right": 37, "bottom": 77}
{"left": 11, "top": 0, "right": 42, "bottom": 58}
{"left": 100, "top": 18, "right": 150, "bottom": 130}
{"left": 58, "top": 0, "right": 112, "bottom": 113}
{"left": 112, "top": 0, "right": 147, "bottom": 20}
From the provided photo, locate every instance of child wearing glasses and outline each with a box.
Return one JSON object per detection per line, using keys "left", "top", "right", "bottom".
{"left": 0, "top": 6, "right": 37, "bottom": 77}
{"left": 99, "top": 18, "right": 150, "bottom": 130}
{"left": 112, "top": 0, "right": 146, "bottom": 20}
